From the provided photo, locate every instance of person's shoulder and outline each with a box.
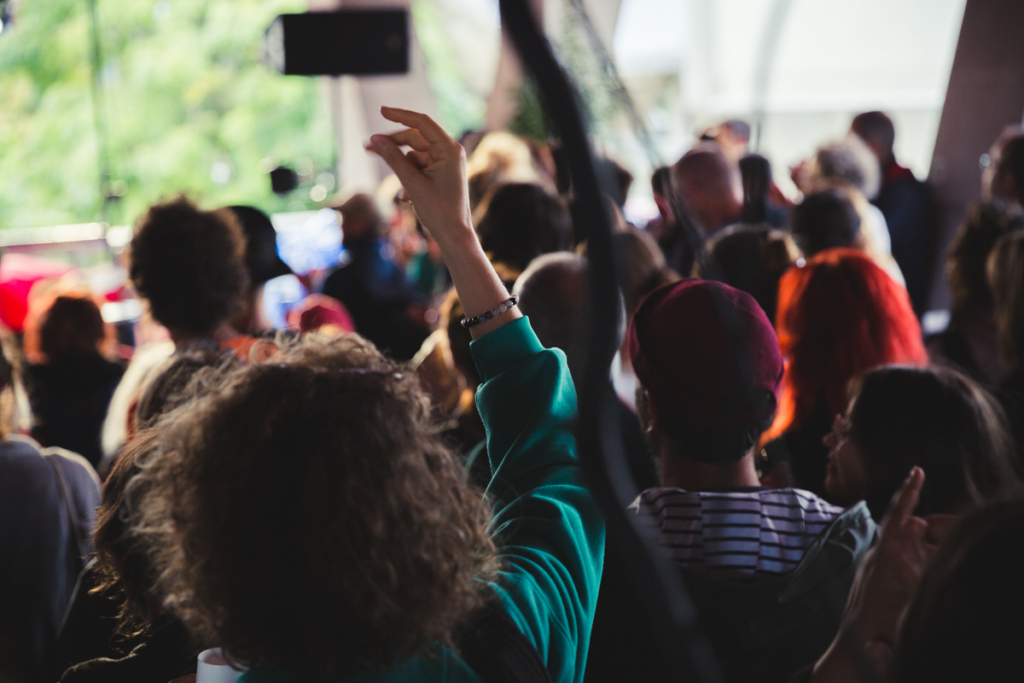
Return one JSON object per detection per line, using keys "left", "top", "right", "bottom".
{"left": 630, "top": 487, "right": 699, "bottom": 513}
{"left": 0, "top": 434, "right": 47, "bottom": 471}
{"left": 41, "top": 445, "right": 101, "bottom": 494}
{"left": 762, "top": 487, "right": 845, "bottom": 517}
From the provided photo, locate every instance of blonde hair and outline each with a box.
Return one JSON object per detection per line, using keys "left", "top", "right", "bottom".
{"left": 466, "top": 131, "right": 538, "bottom": 209}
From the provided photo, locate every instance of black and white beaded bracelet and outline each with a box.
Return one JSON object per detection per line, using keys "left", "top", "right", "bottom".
{"left": 461, "top": 295, "right": 519, "bottom": 329}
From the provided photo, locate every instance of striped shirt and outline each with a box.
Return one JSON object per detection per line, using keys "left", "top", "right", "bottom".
{"left": 629, "top": 487, "right": 844, "bottom": 582}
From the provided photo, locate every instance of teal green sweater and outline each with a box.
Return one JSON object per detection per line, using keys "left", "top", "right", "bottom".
{"left": 241, "top": 318, "right": 605, "bottom": 683}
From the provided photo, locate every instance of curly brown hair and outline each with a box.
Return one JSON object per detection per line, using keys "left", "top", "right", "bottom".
{"left": 129, "top": 197, "right": 249, "bottom": 335}
{"left": 92, "top": 430, "right": 163, "bottom": 637}
{"left": 131, "top": 334, "right": 498, "bottom": 671}
{"left": 93, "top": 349, "right": 244, "bottom": 637}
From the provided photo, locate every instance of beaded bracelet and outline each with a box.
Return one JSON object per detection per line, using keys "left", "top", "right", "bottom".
{"left": 461, "top": 295, "right": 519, "bottom": 329}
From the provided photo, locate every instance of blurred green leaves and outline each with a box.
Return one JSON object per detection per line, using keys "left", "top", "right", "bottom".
{"left": 0, "top": 0, "right": 335, "bottom": 229}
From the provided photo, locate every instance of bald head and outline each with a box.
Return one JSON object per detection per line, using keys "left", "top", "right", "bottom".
{"left": 673, "top": 145, "right": 742, "bottom": 235}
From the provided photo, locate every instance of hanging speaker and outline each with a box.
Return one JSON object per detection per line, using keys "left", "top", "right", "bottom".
{"left": 264, "top": 10, "right": 408, "bottom": 77}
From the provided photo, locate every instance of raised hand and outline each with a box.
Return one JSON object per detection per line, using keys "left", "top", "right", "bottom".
{"left": 367, "top": 106, "right": 473, "bottom": 248}
{"left": 812, "top": 467, "right": 954, "bottom": 682}
{"left": 367, "top": 107, "right": 520, "bottom": 338}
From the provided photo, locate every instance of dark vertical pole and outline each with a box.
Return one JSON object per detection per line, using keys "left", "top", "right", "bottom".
{"left": 498, "top": 1, "right": 721, "bottom": 681}
{"left": 927, "top": 0, "right": 1024, "bottom": 311}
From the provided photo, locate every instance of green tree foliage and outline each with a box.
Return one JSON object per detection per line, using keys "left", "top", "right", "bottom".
{"left": 0, "top": 0, "right": 335, "bottom": 229}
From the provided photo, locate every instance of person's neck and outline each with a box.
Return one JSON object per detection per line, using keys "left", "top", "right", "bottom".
{"left": 169, "top": 322, "right": 239, "bottom": 349}
{"left": 659, "top": 448, "right": 761, "bottom": 491}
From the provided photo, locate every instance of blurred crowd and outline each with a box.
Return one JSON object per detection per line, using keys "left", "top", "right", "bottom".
{"left": 2, "top": 104, "right": 1024, "bottom": 683}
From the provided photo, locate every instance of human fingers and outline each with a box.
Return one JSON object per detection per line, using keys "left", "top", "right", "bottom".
{"left": 386, "top": 127, "right": 431, "bottom": 152}
{"left": 880, "top": 466, "right": 925, "bottom": 536}
{"left": 368, "top": 135, "right": 423, "bottom": 192}
{"left": 407, "top": 150, "right": 430, "bottom": 171}
{"left": 381, "top": 106, "right": 451, "bottom": 145}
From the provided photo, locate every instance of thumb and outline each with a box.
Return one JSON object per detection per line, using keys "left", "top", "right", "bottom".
{"left": 369, "top": 134, "right": 420, "bottom": 188}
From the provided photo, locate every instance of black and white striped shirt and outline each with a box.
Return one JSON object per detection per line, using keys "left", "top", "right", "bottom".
{"left": 629, "top": 487, "right": 844, "bottom": 582}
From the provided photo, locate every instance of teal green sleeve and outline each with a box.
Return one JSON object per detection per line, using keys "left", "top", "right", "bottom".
{"left": 470, "top": 317, "right": 605, "bottom": 683}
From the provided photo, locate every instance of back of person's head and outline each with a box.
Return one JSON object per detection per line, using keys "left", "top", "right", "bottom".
{"left": 477, "top": 183, "right": 572, "bottom": 274}
{"left": 514, "top": 253, "right": 590, "bottom": 380}
{"left": 337, "top": 193, "right": 385, "bottom": 244}
{"left": 992, "top": 132, "right": 1024, "bottom": 205}
{"left": 720, "top": 119, "right": 750, "bottom": 142}
{"left": 39, "top": 295, "right": 106, "bottom": 361}
{"left": 790, "top": 189, "right": 862, "bottom": 256}
{"left": 129, "top": 198, "right": 249, "bottom": 336}
{"left": 694, "top": 224, "right": 801, "bottom": 323}
{"left": 894, "top": 498, "right": 1024, "bottom": 683}
{"left": 673, "top": 144, "right": 742, "bottom": 233}
{"left": 847, "top": 365, "right": 1020, "bottom": 520}
{"left": 228, "top": 205, "right": 292, "bottom": 287}
{"left": 131, "top": 334, "right": 497, "bottom": 671}
{"left": 811, "top": 138, "right": 881, "bottom": 199}
{"left": 766, "top": 249, "right": 927, "bottom": 441}
{"left": 987, "top": 231, "right": 1024, "bottom": 372}
{"left": 946, "top": 200, "right": 1023, "bottom": 318}
{"left": 850, "top": 111, "right": 896, "bottom": 163}
{"left": 628, "top": 279, "right": 783, "bottom": 464}
{"left": 611, "top": 226, "right": 677, "bottom": 321}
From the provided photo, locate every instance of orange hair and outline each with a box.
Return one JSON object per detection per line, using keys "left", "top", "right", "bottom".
{"left": 761, "top": 248, "right": 927, "bottom": 445}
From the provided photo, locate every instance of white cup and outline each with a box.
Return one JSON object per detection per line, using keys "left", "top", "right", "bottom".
{"left": 196, "top": 648, "right": 247, "bottom": 683}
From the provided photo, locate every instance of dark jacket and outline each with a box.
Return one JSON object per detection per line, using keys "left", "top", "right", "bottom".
{"left": 25, "top": 354, "right": 124, "bottom": 468}
{"left": 873, "top": 161, "right": 935, "bottom": 313}
{"left": 0, "top": 437, "right": 100, "bottom": 683}
{"left": 321, "top": 238, "right": 428, "bottom": 361}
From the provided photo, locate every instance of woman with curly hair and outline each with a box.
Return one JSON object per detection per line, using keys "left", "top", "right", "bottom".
{"left": 129, "top": 108, "right": 603, "bottom": 683}
{"left": 761, "top": 249, "right": 928, "bottom": 497}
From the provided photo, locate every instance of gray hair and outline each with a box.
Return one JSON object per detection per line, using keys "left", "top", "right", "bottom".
{"left": 814, "top": 136, "right": 881, "bottom": 199}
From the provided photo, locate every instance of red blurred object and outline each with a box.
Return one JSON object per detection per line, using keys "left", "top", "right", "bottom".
{"left": 286, "top": 294, "right": 356, "bottom": 335}
{"left": 0, "top": 253, "right": 74, "bottom": 332}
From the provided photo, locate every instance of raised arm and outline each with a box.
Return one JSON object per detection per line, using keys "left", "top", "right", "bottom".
{"left": 369, "top": 109, "right": 604, "bottom": 683}
{"left": 367, "top": 107, "right": 520, "bottom": 339}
